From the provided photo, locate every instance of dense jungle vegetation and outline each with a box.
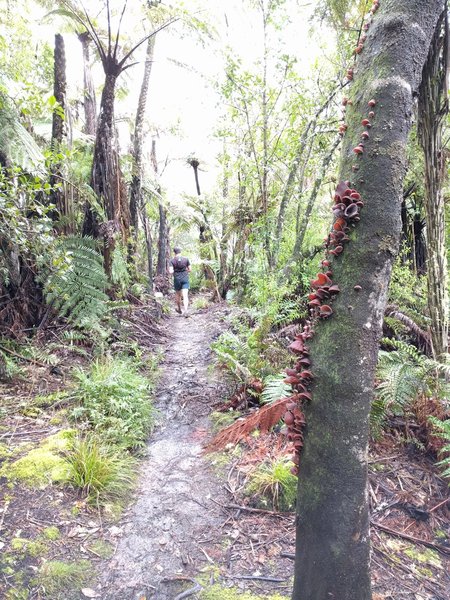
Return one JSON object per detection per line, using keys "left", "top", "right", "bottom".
{"left": 0, "top": 0, "right": 449, "bottom": 599}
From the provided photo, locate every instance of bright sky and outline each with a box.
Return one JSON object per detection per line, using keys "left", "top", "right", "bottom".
{"left": 33, "top": 0, "right": 331, "bottom": 205}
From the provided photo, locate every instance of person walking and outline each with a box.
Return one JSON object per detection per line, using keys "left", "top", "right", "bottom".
{"left": 169, "top": 247, "right": 191, "bottom": 317}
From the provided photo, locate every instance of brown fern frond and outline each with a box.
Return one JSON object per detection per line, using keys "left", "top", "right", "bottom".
{"left": 385, "top": 304, "right": 431, "bottom": 353}
{"left": 204, "top": 397, "right": 291, "bottom": 452}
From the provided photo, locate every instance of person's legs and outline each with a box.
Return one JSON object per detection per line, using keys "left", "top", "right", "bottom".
{"left": 181, "top": 287, "right": 189, "bottom": 314}
{"left": 175, "top": 290, "right": 182, "bottom": 313}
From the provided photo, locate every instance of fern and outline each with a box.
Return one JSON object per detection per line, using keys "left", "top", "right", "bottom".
{"left": 261, "top": 373, "right": 293, "bottom": 404}
{"left": 371, "top": 342, "right": 450, "bottom": 433}
{"left": 428, "top": 417, "right": 450, "bottom": 481}
{"left": 46, "top": 236, "right": 109, "bottom": 328}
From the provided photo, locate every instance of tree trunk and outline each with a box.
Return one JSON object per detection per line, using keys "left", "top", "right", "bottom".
{"left": 83, "top": 69, "right": 130, "bottom": 276}
{"left": 292, "top": 136, "right": 341, "bottom": 260}
{"left": 49, "top": 33, "right": 66, "bottom": 222}
{"left": 156, "top": 202, "right": 169, "bottom": 276}
{"left": 78, "top": 32, "right": 97, "bottom": 137}
{"left": 418, "top": 9, "right": 449, "bottom": 360}
{"left": 130, "top": 35, "right": 156, "bottom": 236}
{"left": 293, "top": 2, "right": 443, "bottom": 599}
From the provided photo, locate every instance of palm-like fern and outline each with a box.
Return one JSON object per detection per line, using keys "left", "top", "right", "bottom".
{"left": 46, "top": 235, "right": 109, "bottom": 327}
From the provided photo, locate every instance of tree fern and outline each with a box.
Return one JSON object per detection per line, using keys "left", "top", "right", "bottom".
{"left": 46, "top": 235, "right": 109, "bottom": 327}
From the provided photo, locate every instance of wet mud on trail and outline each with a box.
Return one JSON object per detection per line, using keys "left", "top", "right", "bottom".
{"left": 100, "top": 304, "right": 235, "bottom": 599}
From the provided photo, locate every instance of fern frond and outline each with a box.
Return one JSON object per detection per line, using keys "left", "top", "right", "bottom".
{"left": 45, "top": 235, "right": 109, "bottom": 328}
{"left": 261, "top": 373, "right": 293, "bottom": 404}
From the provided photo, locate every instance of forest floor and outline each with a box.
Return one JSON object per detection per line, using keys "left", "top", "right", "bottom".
{"left": 0, "top": 300, "right": 449, "bottom": 599}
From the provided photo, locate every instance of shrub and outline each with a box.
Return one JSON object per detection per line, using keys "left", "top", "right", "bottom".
{"left": 65, "top": 435, "right": 137, "bottom": 503}
{"left": 70, "top": 356, "right": 157, "bottom": 449}
{"left": 246, "top": 456, "right": 297, "bottom": 512}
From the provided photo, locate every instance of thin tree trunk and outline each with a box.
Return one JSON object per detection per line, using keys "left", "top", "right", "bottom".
{"left": 418, "top": 8, "right": 449, "bottom": 360}
{"left": 78, "top": 32, "right": 97, "bottom": 136}
{"left": 293, "top": 2, "right": 443, "bottom": 599}
{"left": 49, "top": 33, "right": 66, "bottom": 223}
{"left": 156, "top": 202, "right": 169, "bottom": 276}
{"left": 130, "top": 35, "right": 156, "bottom": 236}
{"left": 292, "top": 136, "right": 341, "bottom": 260}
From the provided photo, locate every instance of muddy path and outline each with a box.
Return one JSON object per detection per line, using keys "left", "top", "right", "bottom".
{"left": 100, "top": 305, "right": 235, "bottom": 599}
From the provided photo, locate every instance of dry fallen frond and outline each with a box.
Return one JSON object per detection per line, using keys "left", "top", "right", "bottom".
{"left": 204, "top": 397, "right": 291, "bottom": 452}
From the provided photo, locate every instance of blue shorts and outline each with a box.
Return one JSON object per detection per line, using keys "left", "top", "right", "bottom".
{"left": 174, "top": 279, "right": 189, "bottom": 291}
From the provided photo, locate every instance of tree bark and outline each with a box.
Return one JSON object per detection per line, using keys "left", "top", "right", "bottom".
{"left": 49, "top": 33, "right": 66, "bottom": 222}
{"left": 78, "top": 32, "right": 97, "bottom": 137}
{"left": 293, "top": 2, "right": 443, "bottom": 599}
{"left": 130, "top": 35, "right": 156, "bottom": 236}
{"left": 418, "top": 8, "right": 449, "bottom": 360}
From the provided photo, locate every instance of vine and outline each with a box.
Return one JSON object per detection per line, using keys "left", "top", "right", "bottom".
{"left": 283, "top": 0, "right": 381, "bottom": 476}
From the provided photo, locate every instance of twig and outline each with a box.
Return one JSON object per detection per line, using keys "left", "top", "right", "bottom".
{"left": 429, "top": 496, "right": 450, "bottom": 512}
{"left": 223, "top": 502, "right": 292, "bottom": 518}
{"left": 230, "top": 575, "right": 287, "bottom": 583}
{"left": 371, "top": 520, "right": 450, "bottom": 555}
{"left": 174, "top": 583, "right": 202, "bottom": 600}
{"left": 280, "top": 551, "right": 295, "bottom": 560}
{"left": 0, "top": 345, "right": 48, "bottom": 368}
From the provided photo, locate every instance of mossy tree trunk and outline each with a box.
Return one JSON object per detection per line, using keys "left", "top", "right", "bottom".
{"left": 49, "top": 33, "right": 66, "bottom": 223}
{"left": 78, "top": 32, "right": 97, "bottom": 137}
{"left": 418, "top": 9, "right": 449, "bottom": 360}
{"left": 293, "top": 2, "right": 443, "bottom": 599}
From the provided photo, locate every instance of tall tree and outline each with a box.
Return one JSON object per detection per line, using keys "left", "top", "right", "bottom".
{"left": 130, "top": 35, "right": 156, "bottom": 238}
{"left": 49, "top": 33, "right": 66, "bottom": 223}
{"left": 77, "top": 32, "right": 97, "bottom": 136}
{"left": 292, "top": 2, "right": 444, "bottom": 599}
{"left": 418, "top": 9, "right": 449, "bottom": 360}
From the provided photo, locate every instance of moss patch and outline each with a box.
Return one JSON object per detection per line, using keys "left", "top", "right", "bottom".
{"left": 200, "top": 584, "right": 289, "bottom": 600}
{"left": 10, "top": 537, "right": 48, "bottom": 557}
{"left": 88, "top": 539, "right": 114, "bottom": 558}
{"left": 0, "top": 430, "right": 76, "bottom": 488}
{"left": 42, "top": 526, "right": 61, "bottom": 541}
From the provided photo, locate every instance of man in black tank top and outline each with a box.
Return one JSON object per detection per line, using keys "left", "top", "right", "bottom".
{"left": 169, "top": 247, "right": 191, "bottom": 317}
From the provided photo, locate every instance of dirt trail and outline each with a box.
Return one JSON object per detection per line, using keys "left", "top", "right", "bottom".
{"left": 100, "top": 305, "right": 231, "bottom": 599}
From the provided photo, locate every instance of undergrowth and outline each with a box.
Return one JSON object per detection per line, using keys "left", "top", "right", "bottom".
{"left": 64, "top": 435, "right": 137, "bottom": 504}
{"left": 246, "top": 456, "right": 297, "bottom": 512}
{"left": 70, "top": 355, "right": 158, "bottom": 449}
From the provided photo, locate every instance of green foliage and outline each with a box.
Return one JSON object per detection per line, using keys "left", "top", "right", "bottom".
{"left": 261, "top": 373, "right": 292, "bottom": 404}
{"left": 388, "top": 250, "right": 428, "bottom": 329}
{"left": 111, "top": 242, "right": 131, "bottom": 294}
{"left": 371, "top": 340, "right": 450, "bottom": 434}
{"left": 246, "top": 456, "right": 297, "bottom": 511}
{"left": 212, "top": 331, "right": 255, "bottom": 381}
{"left": 64, "top": 435, "right": 137, "bottom": 503}
{"left": 70, "top": 356, "right": 157, "bottom": 449}
{"left": 45, "top": 235, "right": 109, "bottom": 328}
{"left": 36, "top": 559, "right": 91, "bottom": 598}
{"left": 428, "top": 417, "right": 450, "bottom": 482}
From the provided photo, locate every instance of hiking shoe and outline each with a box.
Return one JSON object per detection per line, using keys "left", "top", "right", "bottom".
{"left": 183, "top": 310, "right": 189, "bottom": 318}
{"left": 175, "top": 307, "right": 182, "bottom": 314}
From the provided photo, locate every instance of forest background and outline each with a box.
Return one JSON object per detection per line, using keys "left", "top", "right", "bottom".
{"left": 0, "top": 0, "right": 449, "bottom": 599}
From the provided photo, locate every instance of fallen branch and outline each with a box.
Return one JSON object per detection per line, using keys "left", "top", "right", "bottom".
{"left": 371, "top": 520, "right": 450, "bottom": 556}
